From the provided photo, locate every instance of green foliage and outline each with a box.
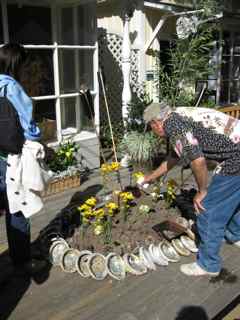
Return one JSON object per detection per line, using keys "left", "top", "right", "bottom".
{"left": 100, "top": 122, "right": 124, "bottom": 149}
{"left": 119, "top": 131, "right": 162, "bottom": 165}
{"left": 125, "top": 91, "right": 152, "bottom": 133}
{"left": 155, "top": 3, "right": 220, "bottom": 108}
{"left": 193, "top": 0, "right": 224, "bottom": 17}
{"left": 48, "top": 140, "right": 79, "bottom": 172}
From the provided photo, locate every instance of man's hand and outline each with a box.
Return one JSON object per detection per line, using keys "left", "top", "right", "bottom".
{"left": 142, "top": 174, "right": 153, "bottom": 184}
{"left": 193, "top": 190, "right": 207, "bottom": 214}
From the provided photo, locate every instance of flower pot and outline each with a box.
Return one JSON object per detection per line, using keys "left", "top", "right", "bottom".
{"left": 42, "top": 174, "right": 81, "bottom": 197}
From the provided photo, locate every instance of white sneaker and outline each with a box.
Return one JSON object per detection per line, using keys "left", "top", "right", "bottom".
{"left": 180, "top": 262, "right": 220, "bottom": 277}
{"left": 233, "top": 240, "right": 240, "bottom": 247}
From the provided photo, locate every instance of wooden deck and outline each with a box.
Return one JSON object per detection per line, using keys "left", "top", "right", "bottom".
{"left": 0, "top": 168, "right": 240, "bottom": 320}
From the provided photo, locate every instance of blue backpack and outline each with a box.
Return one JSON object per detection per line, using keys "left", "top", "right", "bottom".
{"left": 0, "top": 85, "right": 24, "bottom": 154}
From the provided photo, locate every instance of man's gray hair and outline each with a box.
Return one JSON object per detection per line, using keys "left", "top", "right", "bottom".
{"left": 143, "top": 102, "right": 173, "bottom": 124}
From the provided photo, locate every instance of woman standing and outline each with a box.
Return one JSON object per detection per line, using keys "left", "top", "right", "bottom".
{"left": 0, "top": 43, "right": 45, "bottom": 275}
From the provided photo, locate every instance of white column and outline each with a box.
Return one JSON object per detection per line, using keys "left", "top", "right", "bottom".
{"left": 122, "top": 13, "right": 132, "bottom": 126}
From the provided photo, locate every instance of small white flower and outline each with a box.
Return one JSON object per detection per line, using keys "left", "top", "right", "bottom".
{"left": 139, "top": 204, "right": 150, "bottom": 214}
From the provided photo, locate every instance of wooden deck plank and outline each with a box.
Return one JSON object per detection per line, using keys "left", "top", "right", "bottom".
{"left": 1, "top": 169, "right": 240, "bottom": 320}
{"left": 5, "top": 244, "right": 239, "bottom": 320}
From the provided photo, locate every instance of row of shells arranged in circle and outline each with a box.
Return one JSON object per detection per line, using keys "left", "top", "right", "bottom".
{"left": 49, "top": 235, "right": 198, "bottom": 281}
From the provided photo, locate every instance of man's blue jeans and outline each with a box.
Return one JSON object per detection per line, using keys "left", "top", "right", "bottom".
{"left": 197, "top": 174, "right": 240, "bottom": 273}
{"left": 0, "top": 158, "right": 31, "bottom": 266}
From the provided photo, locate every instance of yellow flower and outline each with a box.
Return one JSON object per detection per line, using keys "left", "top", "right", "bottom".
{"left": 120, "top": 191, "right": 134, "bottom": 202}
{"left": 85, "top": 197, "right": 97, "bottom": 207}
{"left": 94, "top": 225, "right": 104, "bottom": 235}
{"left": 105, "top": 202, "right": 118, "bottom": 210}
{"left": 82, "top": 217, "right": 90, "bottom": 224}
{"left": 133, "top": 171, "right": 144, "bottom": 180}
{"left": 94, "top": 208, "right": 105, "bottom": 218}
{"left": 111, "top": 162, "right": 121, "bottom": 171}
{"left": 79, "top": 203, "right": 91, "bottom": 212}
{"left": 81, "top": 209, "right": 93, "bottom": 217}
{"left": 65, "top": 151, "right": 72, "bottom": 158}
{"left": 100, "top": 163, "right": 111, "bottom": 174}
{"left": 167, "top": 179, "right": 178, "bottom": 188}
{"left": 105, "top": 202, "right": 118, "bottom": 216}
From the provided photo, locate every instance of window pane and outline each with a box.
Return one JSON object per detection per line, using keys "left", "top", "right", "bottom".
{"left": 0, "top": 5, "right": 3, "bottom": 44}
{"left": 77, "top": 3, "right": 96, "bottom": 45}
{"left": 223, "top": 31, "right": 230, "bottom": 55}
{"left": 21, "top": 49, "right": 54, "bottom": 96}
{"left": 230, "top": 80, "right": 240, "bottom": 103}
{"left": 60, "top": 96, "right": 95, "bottom": 133}
{"left": 58, "top": 4, "right": 96, "bottom": 45}
{"left": 34, "top": 100, "right": 56, "bottom": 143}
{"left": 221, "top": 56, "right": 230, "bottom": 80}
{"left": 220, "top": 81, "right": 229, "bottom": 104}
{"left": 59, "top": 49, "right": 94, "bottom": 94}
{"left": 60, "top": 97, "right": 77, "bottom": 131}
{"left": 8, "top": 5, "right": 52, "bottom": 44}
{"left": 233, "top": 33, "right": 240, "bottom": 54}
{"left": 80, "top": 92, "right": 95, "bottom": 132}
{"left": 58, "top": 7, "right": 74, "bottom": 45}
{"left": 233, "top": 56, "right": 240, "bottom": 79}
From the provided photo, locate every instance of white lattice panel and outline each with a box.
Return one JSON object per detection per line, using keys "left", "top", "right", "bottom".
{"left": 98, "top": 32, "right": 141, "bottom": 126}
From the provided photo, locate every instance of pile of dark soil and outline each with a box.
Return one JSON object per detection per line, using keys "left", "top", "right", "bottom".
{"left": 38, "top": 181, "right": 196, "bottom": 256}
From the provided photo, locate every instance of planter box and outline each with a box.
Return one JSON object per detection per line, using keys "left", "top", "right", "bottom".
{"left": 42, "top": 174, "right": 81, "bottom": 197}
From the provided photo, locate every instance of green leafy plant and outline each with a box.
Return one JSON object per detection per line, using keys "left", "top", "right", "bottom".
{"left": 100, "top": 122, "right": 124, "bottom": 149}
{"left": 154, "top": 2, "right": 220, "bottom": 108}
{"left": 164, "top": 179, "right": 178, "bottom": 207}
{"left": 119, "top": 131, "right": 163, "bottom": 165}
{"left": 125, "top": 91, "right": 152, "bottom": 133}
{"left": 48, "top": 140, "right": 79, "bottom": 172}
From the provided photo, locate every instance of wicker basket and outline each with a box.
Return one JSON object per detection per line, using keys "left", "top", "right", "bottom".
{"left": 42, "top": 174, "right": 81, "bottom": 197}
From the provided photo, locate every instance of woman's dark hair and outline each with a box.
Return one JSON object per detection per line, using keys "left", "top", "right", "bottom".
{"left": 0, "top": 43, "right": 27, "bottom": 80}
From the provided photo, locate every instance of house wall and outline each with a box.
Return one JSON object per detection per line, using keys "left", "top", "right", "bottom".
{"left": 144, "top": 7, "right": 176, "bottom": 100}
{"left": 97, "top": 3, "right": 123, "bottom": 35}
{"left": 97, "top": 2, "right": 177, "bottom": 102}
{"left": 74, "top": 134, "right": 100, "bottom": 169}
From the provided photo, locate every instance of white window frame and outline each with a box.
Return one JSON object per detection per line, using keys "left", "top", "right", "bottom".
{"left": 0, "top": 1, "right": 99, "bottom": 144}
{"left": 220, "top": 29, "right": 240, "bottom": 104}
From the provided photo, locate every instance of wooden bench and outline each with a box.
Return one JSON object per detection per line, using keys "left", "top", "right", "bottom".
{"left": 217, "top": 105, "right": 240, "bottom": 119}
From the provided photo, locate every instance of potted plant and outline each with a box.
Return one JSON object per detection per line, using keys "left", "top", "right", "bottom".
{"left": 43, "top": 140, "right": 83, "bottom": 196}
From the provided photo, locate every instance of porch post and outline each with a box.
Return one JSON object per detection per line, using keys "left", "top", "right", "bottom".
{"left": 122, "top": 13, "right": 132, "bottom": 127}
